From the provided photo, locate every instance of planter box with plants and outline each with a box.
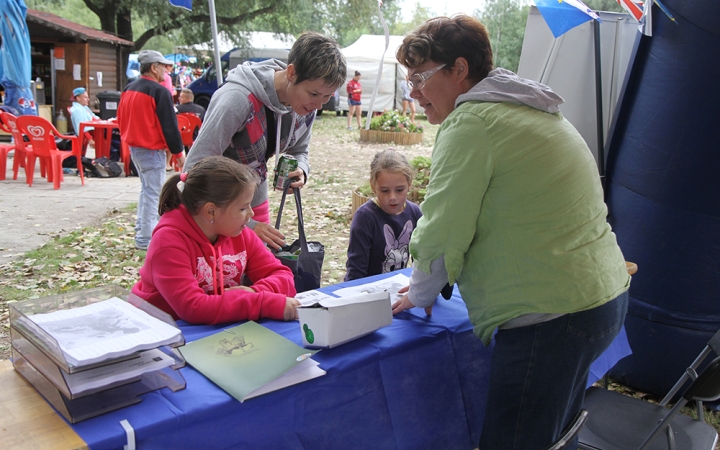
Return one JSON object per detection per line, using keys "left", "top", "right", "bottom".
{"left": 359, "top": 110, "right": 424, "bottom": 145}
{"left": 351, "top": 155, "right": 432, "bottom": 216}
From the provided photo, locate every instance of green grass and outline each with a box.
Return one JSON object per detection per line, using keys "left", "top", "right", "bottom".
{"left": 0, "top": 205, "right": 143, "bottom": 304}
{"left": 313, "top": 111, "right": 441, "bottom": 144}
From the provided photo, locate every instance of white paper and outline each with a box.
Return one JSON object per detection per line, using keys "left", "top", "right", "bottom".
{"left": 73, "top": 64, "right": 81, "bottom": 80}
{"left": 332, "top": 273, "right": 410, "bottom": 303}
{"left": 295, "top": 289, "right": 335, "bottom": 306}
{"left": 243, "top": 358, "right": 325, "bottom": 401}
{"left": 62, "top": 348, "right": 174, "bottom": 395}
{"left": 55, "top": 58, "right": 65, "bottom": 71}
{"left": 97, "top": 71, "right": 103, "bottom": 87}
{"left": 308, "top": 291, "right": 389, "bottom": 308}
{"left": 28, "top": 297, "right": 182, "bottom": 367}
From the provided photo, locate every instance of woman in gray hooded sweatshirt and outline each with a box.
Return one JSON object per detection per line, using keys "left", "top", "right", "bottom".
{"left": 184, "top": 32, "right": 346, "bottom": 249}
{"left": 390, "top": 15, "right": 630, "bottom": 449}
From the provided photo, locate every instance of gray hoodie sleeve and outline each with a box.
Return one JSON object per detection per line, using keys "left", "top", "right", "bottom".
{"left": 184, "top": 85, "right": 253, "bottom": 171}
{"left": 408, "top": 255, "right": 449, "bottom": 308}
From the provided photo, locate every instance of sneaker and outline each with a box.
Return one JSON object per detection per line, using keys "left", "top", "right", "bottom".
{"left": 347, "top": 126, "right": 353, "bottom": 130}
{"left": 135, "top": 242, "right": 148, "bottom": 250}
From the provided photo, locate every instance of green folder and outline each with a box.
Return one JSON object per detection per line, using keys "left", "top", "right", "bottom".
{"left": 181, "top": 321, "right": 323, "bottom": 402}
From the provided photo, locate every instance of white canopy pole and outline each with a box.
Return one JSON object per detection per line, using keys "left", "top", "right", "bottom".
{"left": 208, "top": 0, "right": 223, "bottom": 86}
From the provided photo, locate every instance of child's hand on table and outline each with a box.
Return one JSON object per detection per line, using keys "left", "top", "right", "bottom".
{"left": 284, "top": 297, "right": 301, "bottom": 321}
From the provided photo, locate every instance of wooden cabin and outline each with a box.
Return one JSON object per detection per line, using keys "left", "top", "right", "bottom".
{"left": 25, "top": 9, "right": 134, "bottom": 124}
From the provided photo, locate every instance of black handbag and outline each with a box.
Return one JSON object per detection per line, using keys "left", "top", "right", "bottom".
{"left": 273, "top": 180, "right": 325, "bottom": 293}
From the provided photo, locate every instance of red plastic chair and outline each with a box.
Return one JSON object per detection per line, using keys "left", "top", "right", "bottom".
{"left": 178, "top": 112, "right": 202, "bottom": 146}
{"left": 0, "top": 111, "right": 35, "bottom": 184}
{"left": 172, "top": 114, "right": 192, "bottom": 171}
{"left": 176, "top": 114, "right": 193, "bottom": 148}
{"left": 16, "top": 115, "right": 85, "bottom": 189}
{"left": 121, "top": 141, "right": 132, "bottom": 176}
{"left": 0, "top": 113, "right": 18, "bottom": 181}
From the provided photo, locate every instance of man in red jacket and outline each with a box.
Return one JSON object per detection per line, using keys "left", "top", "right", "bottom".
{"left": 118, "top": 50, "right": 185, "bottom": 250}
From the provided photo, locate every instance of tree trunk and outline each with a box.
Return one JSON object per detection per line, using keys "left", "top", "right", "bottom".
{"left": 116, "top": 7, "right": 133, "bottom": 42}
{"left": 96, "top": 4, "right": 118, "bottom": 36}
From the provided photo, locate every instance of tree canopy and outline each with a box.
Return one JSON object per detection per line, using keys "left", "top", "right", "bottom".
{"left": 27, "top": 0, "right": 401, "bottom": 51}
{"left": 25, "top": 0, "right": 626, "bottom": 75}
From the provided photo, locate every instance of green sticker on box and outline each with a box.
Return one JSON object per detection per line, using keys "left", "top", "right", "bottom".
{"left": 303, "top": 323, "right": 315, "bottom": 344}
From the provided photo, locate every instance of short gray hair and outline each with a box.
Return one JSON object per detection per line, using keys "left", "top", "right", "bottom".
{"left": 140, "top": 62, "right": 156, "bottom": 75}
{"left": 180, "top": 88, "right": 194, "bottom": 100}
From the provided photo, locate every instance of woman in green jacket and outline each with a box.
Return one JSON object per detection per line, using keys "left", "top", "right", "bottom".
{"left": 391, "top": 15, "right": 630, "bottom": 449}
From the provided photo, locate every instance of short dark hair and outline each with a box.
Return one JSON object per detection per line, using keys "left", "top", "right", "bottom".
{"left": 354, "top": 71, "right": 361, "bottom": 77}
{"left": 159, "top": 156, "right": 258, "bottom": 216}
{"left": 396, "top": 14, "right": 494, "bottom": 85}
{"left": 288, "top": 32, "right": 347, "bottom": 89}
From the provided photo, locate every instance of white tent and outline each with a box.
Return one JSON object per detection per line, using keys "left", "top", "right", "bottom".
{"left": 340, "top": 34, "right": 414, "bottom": 113}
{"left": 517, "top": 8, "right": 637, "bottom": 169}
{"left": 226, "top": 32, "right": 295, "bottom": 67}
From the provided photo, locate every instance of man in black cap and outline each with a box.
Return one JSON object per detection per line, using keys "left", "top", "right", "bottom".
{"left": 117, "top": 50, "right": 184, "bottom": 250}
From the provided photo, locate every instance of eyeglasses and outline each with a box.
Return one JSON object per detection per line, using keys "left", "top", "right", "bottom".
{"left": 407, "top": 64, "right": 446, "bottom": 90}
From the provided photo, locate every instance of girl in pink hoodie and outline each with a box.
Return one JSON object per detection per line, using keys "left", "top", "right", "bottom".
{"left": 132, "top": 156, "right": 299, "bottom": 324}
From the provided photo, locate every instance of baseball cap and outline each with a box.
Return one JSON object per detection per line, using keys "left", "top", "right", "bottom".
{"left": 138, "top": 50, "right": 174, "bottom": 65}
{"left": 72, "top": 87, "right": 86, "bottom": 100}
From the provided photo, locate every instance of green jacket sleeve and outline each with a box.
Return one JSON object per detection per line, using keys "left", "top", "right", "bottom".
{"left": 410, "top": 110, "right": 493, "bottom": 284}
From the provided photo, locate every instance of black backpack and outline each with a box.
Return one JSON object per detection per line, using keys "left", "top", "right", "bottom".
{"left": 91, "top": 157, "right": 123, "bottom": 178}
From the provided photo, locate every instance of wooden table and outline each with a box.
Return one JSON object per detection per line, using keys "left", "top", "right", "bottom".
{"left": 626, "top": 261, "right": 638, "bottom": 275}
{"left": 0, "top": 360, "right": 88, "bottom": 450}
{"left": 78, "top": 120, "right": 118, "bottom": 159}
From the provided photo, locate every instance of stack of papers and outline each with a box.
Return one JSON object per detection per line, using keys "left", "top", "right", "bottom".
{"left": 62, "top": 348, "right": 175, "bottom": 396}
{"left": 27, "top": 297, "right": 182, "bottom": 368}
{"left": 295, "top": 273, "right": 410, "bottom": 306}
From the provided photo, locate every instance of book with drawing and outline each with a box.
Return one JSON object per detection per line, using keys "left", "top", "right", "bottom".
{"left": 181, "top": 321, "right": 325, "bottom": 402}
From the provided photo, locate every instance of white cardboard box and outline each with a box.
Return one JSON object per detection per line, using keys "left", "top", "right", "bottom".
{"left": 298, "top": 292, "right": 392, "bottom": 349}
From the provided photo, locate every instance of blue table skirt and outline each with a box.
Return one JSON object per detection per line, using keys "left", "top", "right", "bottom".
{"left": 69, "top": 269, "right": 631, "bottom": 449}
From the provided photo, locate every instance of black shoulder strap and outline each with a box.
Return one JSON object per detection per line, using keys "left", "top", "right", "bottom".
{"left": 264, "top": 106, "right": 276, "bottom": 163}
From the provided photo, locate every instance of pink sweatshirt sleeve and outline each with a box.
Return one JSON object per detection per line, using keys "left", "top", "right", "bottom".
{"left": 242, "top": 229, "right": 297, "bottom": 301}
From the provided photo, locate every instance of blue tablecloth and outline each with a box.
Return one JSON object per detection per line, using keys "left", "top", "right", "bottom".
{"left": 69, "top": 269, "right": 631, "bottom": 449}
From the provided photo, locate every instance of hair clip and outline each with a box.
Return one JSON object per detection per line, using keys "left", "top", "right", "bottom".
{"left": 177, "top": 172, "right": 187, "bottom": 193}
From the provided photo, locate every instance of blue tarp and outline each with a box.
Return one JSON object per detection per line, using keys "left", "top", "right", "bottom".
{"left": 126, "top": 53, "right": 140, "bottom": 80}
{"left": 606, "top": 0, "right": 720, "bottom": 397}
{"left": 0, "top": 0, "right": 36, "bottom": 115}
{"left": 163, "top": 53, "right": 196, "bottom": 64}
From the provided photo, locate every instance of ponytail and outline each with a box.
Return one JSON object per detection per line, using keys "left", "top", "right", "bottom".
{"left": 159, "top": 173, "right": 183, "bottom": 215}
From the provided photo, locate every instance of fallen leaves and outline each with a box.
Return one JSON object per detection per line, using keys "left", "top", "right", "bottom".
{"left": 0, "top": 116, "right": 437, "bottom": 361}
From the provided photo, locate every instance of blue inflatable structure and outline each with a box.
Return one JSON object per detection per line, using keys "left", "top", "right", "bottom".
{"left": 606, "top": 1, "right": 720, "bottom": 396}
